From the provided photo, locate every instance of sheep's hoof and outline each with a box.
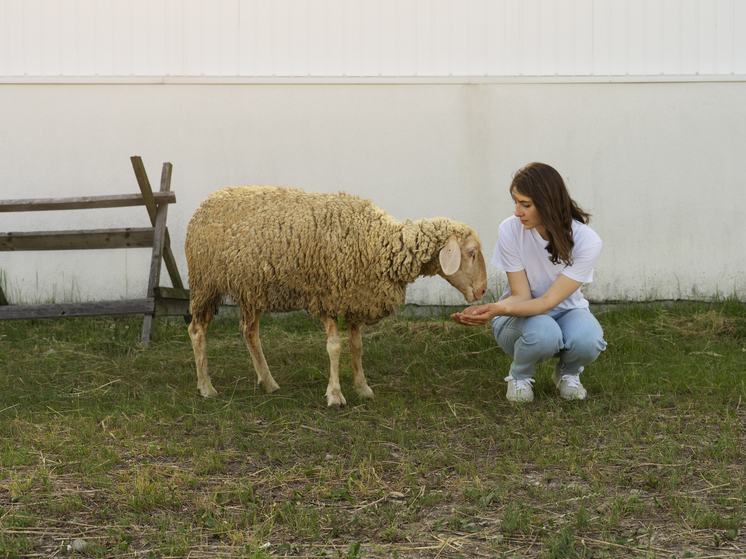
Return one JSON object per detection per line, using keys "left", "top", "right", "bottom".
{"left": 326, "top": 392, "right": 347, "bottom": 408}
{"left": 259, "top": 379, "right": 280, "bottom": 393}
{"left": 198, "top": 381, "right": 218, "bottom": 398}
{"left": 356, "top": 385, "right": 375, "bottom": 399}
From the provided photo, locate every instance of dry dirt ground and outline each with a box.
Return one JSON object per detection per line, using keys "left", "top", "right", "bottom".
{"left": 5, "top": 448, "right": 745, "bottom": 559}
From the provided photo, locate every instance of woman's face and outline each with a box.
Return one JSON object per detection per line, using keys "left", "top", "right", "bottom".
{"left": 512, "top": 189, "right": 546, "bottom": 238}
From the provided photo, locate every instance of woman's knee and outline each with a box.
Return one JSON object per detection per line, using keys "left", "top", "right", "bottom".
{"left": 514, "top": 316, "right": 563, "bottom": 358}
{"left": 560, "top": 311, "right": 607, "bottom": 361}
{"left": 564, "top": 336, "right": 606, "bottom": 363}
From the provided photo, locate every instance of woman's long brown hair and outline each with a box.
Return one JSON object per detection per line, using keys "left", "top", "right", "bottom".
{"left": 510, "top": 162, "right": 590, "bottom": 267}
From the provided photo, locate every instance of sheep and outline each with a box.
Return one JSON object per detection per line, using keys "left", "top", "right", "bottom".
{"left": 185, "top": 185, "right": 487, "bottom": 407}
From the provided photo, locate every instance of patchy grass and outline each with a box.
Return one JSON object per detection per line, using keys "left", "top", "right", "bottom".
{"left": 0, "top": 301, "right": 745, "bottom": 558}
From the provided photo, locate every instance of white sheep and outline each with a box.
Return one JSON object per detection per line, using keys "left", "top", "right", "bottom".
{"left": 185, "top": 185, "right": 487, "bottom": 407}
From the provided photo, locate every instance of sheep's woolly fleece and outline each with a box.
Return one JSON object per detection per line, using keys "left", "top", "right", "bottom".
{"left": 185, "top": 185, "right": 480, "bottom": 325}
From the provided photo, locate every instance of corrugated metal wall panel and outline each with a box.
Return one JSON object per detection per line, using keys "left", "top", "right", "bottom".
{"left": 59, "top": 0, "right": 77, "bottom": 75}
{"left": 4, "top": 0, "right": 22, "bottom": 76}
{"left": 737, "top": 0, "right": 746, "bottom": 73}
{"left": 0, "top": 2, "right": 5, "bottom": 75}
{"left": 698, "top": 0, "right": 718, "bottom": 75}
{"left": 0, "top": 0, "right": 744, "bottom": 79}
{"left": 40, "top": 0, "right": 59, "bottom": 76}
{"left": 22, "top": 0, "right": 41, "bottom": 75}
{"left": 112, "top": 0, "right": 131, "bottom": 75}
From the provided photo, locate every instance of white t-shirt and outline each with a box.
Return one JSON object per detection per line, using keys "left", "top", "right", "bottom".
{"left": 492, "top": 215, "right": 602, "bottom": 317}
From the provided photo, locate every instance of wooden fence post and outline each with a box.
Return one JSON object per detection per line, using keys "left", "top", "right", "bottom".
{"left": 140, "top": 163, "right": 172, "bottom": 345}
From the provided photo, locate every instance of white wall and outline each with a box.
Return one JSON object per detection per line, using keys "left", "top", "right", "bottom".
{"left": 1, "top": 81, "right": 745, "bottom": 306}
{"left": 1, "top": 0, "right": 744, "bottom": 79}
{"left": 1, "top": 1, "right": 745, "bottom": 306}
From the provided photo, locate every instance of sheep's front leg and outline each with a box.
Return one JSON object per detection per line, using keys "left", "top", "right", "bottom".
{"left": 321, "top": 314, "right": 346, "bottom": 407}
{"left": 189, "top": 317, "right": 218, "bottom": 398}
{"left": 347, "top": 322, "right": 374, "bottom": 399}
{"left": 240, "top": 311, "right": 280, "bottom": 393}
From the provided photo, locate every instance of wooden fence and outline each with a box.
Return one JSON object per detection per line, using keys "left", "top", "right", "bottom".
{"left": 0, "top": 156, "right": 190, "bottom": 345}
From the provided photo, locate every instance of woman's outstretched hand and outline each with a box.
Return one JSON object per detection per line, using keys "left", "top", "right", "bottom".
{"left": 451, "top": 303, "right": 499, "bottom": 326}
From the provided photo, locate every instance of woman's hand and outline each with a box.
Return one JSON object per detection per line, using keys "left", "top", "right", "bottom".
{"left": 451, "top": 303, "right": 500, "bottom": 326}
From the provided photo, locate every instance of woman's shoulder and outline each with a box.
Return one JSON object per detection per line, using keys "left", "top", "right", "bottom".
{"left": 497, "top": 216, "right": 528, "bottom": 243}
{"left": 571, "top": 220, "right": 602, "bottom": 260}
{"left": 572, "top": 220, "right": 602, "bottom": 244}
{"left": 499, "top": 215, "right": 522, "bottom": 231}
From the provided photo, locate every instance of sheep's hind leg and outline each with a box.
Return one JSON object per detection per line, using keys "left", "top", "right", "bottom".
{"left": 347, "top": 322, "right": 374, "bottom": 399}
{"left": 189, "top": 317, "right": 218, "bottom": 398}
{"left": 321, "top": 314, "right": 346, "bottom": 408}
{"left": 240, "top": 311, "right": 280, "bottom": 393}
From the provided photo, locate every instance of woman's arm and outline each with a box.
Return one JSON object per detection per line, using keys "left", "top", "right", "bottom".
{"left": 451, "top": 270, "right": 583, "bottom": 326}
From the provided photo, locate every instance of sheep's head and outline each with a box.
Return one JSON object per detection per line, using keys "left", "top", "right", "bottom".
{"left": 438, "top": 234, "right": 487, "bottom": 303}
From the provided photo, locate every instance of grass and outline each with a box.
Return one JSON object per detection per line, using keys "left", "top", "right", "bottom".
{"left": 0, "top": 300, "right": 745, "bottom": 558}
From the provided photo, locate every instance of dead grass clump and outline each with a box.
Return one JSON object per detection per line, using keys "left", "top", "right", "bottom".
{"left": 666, "top": 310, "right": 743, "bottom": 341}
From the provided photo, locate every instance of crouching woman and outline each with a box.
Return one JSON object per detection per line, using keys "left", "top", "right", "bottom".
{"left": 452, "top": 162, "right": 606, "bottom": 402}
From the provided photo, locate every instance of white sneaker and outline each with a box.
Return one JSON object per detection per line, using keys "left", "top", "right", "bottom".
{"left": 505, "top": 375, "right": 535, "bottom": 402}
{"left": 552, "top": 369, "right": 587, "bottom": 400}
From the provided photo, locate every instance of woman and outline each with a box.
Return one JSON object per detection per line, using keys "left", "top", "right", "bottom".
{"left": 452, "top": 162, "right": 606, "bottom": 402}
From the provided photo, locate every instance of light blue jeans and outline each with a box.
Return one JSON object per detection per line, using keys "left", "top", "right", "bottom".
{"left": 492, "top": 308, "right": 607, "bottom": 381}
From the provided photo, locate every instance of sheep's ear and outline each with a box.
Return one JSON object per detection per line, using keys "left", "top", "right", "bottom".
{"left": 439, "top": 236, "right": 461, "bottom": 276}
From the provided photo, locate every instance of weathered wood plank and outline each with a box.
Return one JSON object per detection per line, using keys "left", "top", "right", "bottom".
{"left": 162, "top": 240, "right": 185, "bottom": 290}
{"left": 131, "top": 156, "right": 158, "bottom": 225}
{"left": 154, "top": 297, "right": 192, "bottom": 318}
{"left": 141, "top": 162, "right": 172, "bottom": 346}
{"left": 154, "top": 286, "right": 191, "bottom": 300}
{"left": 131, "top": 158, "right": 184, "bottom": 290}
{"left": 0, "top": 192, "right": 175, "bottom": 212}
{"left": 157, "top": 163, "right": 185, "bottom": 291}
{"left": 0, "top": 228, "right": 155, "bottom": 251}
{"left": 0, "top": 299, "right": 155, "bottom": 320}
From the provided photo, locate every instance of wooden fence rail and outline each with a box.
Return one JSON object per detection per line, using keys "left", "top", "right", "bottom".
{"left": 0, "top": 156, "right": 191, "bottom": 345}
